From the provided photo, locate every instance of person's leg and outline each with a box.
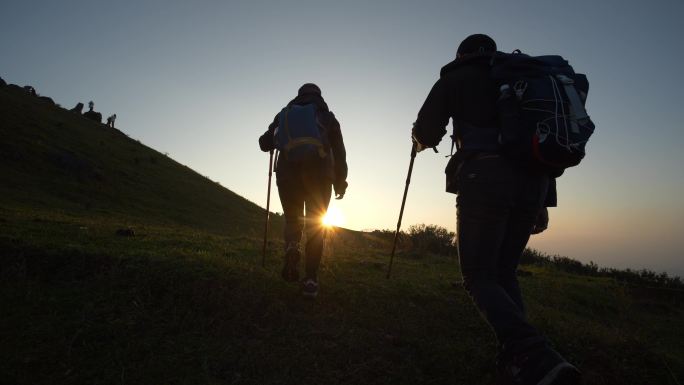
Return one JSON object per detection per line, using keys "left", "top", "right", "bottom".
{"left": 456, "top": 156, "right": 543, "bottom": 350}
{"left": 296, "top": 160, "right": 333, "bottom": 282}
{"left": 497, "top": 173, "right": 550, "bottom": 315}
{"left": 457, "top": 205, "right": 541, "bottom": 348}
{"left": 277, "top": 176, "right": 305, "bottom": 281}
{"left": 495, "top": 173, "right": 581, "bottom": 385}
{"left": 302, "top": 178, "right": 332, "bottom": 281}
{"left": 278, "top": 178, "right": 304, "bottom": 248}
{"left": 496, "top": 208, "right": 537, "bottom": 315}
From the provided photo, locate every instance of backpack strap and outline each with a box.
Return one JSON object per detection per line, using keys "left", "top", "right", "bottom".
{"left": 555, "top": 74, "right": 590, "bottom": 134}
{"left": 448, "top": 134, "right": 457, "bottom": 157}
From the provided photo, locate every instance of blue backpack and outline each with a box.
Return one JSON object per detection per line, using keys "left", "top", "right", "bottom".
{"left": 492, "top": 51, "right": 595, "bottom": 172}
{"left": 274, "top": 103, "right": 327, "bottom": 161}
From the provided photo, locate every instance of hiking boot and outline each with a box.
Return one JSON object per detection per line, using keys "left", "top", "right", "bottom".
{"left": 498, "top": 346, "right": 581, "bottom": 385}
{"left": 281, "top": 246, "right": 300, "bottom": 282}
{"left": 301, "top": 278, "right": 319, "bottom": 298}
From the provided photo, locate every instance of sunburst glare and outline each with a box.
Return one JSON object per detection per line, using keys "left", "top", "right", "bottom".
{"left": 322, "top": 203, "right": 345, "bottom": 227}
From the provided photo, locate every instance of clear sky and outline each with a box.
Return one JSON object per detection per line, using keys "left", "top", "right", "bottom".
{"left": 2, "top": 0, "right": 683, "bottom": 276}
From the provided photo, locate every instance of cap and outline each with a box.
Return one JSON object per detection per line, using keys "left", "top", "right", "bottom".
{"left": 457, "top": 34, "right": 497, "bottom": 56}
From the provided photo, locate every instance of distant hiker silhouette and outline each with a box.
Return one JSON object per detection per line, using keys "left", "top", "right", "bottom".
{"left": 412, "top": 34, "right": 592, "bottom": 385}
{"left": 70, "top": 102, "right": 84, "bottom": 114}
{"left": 83, "top": 100, "right": 102, "bottom": 123}
{"left": 258, "top": 83, "right": 348, "bottom": 298}
{"left": 23, "top": 85, "right": 36, "bottom": 97}
{"left": 106, "top": 114, "right": 117, "bottom": 128}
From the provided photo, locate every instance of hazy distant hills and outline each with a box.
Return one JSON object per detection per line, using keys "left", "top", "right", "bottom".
{"left": 0, "top": 85, "right": 278, "bottom": 236}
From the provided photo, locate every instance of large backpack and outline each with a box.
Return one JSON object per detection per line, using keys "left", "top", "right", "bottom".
{"left": 491, "top": 51, "right": 595, "bottom": 172}
{"left": 274, "top": 103, "right": 327, "bottom": 161}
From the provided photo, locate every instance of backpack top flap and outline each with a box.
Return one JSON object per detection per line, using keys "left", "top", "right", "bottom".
{"left": 491, "top": 53, "right": 575, "bottom": 80}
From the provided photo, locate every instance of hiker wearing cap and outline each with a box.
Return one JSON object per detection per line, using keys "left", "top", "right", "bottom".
{"left": 412, "top": 34, "right": 583, "bottom": 385}
{"left": 258, "top": 83, "right": 347, "bottom": 298}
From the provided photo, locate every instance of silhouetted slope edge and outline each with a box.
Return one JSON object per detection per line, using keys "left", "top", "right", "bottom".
{"left": 0, "top": 86, "right": 279, "bottom": 235}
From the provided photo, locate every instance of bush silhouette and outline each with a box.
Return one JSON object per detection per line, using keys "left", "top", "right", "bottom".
{"left": 407, "top": 224, "right": 456, "bottom": 256}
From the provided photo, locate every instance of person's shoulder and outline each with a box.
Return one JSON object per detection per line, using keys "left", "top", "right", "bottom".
{"left": 320, "top": 109, "right": 340, "bottom": 130}
{"left": 323, "top": 109, "right": 338, "bottom": 122}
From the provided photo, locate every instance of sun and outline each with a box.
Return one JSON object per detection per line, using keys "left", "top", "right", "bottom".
{"left": 322, "top": 204, "right": 345, "bottom": 228}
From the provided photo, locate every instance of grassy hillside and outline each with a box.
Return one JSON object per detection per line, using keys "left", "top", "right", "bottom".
{"left": 1, "top": 85, "right": 682, "bottom": 385}
{"left": 0, "top": 85, "right": 279, "bottom": 236}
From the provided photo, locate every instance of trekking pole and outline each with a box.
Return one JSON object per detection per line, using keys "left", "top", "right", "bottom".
{"left": 387, "top": 142, "right": 417, "bottom": 279}
{"left": 262, "top": 149, "right": 275, "bottom": 267}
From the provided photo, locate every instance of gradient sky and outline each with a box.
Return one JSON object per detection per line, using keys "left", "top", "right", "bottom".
{"left": 2, "top": 0, "right": 683, "bottom": 276}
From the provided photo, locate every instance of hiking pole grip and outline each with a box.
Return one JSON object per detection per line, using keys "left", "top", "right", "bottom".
{"left": 262, "top": 149, "right": 275, "bottom": 267}
{"left": 387, "top": 143, "right": 417, "bottom": 279}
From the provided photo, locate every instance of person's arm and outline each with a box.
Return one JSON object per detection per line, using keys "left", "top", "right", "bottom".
{"left": 326, "top": 111, "right": 348, "bottom": 199}
{"left": 413, "top": 78, "right": 451, "bottom": 149}
{"left": 258, "top": 113, "right": 279, "bottom": 152}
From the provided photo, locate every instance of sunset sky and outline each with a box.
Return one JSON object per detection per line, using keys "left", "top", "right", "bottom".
{"left": 2, "top": 0, "right": 683, "bottom": 276}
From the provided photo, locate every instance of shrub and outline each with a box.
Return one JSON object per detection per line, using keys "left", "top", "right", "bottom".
{"left": 520, "top": 248, "right": 683, "bottom": 289}
{"left": 406, "top": 224, "right": 457, "bottom": 256}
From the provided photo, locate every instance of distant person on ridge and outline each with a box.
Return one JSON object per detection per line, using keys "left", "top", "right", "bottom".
{"left": 258, "top": 83, "right": 347, "bottom": 298}
{"left": 83, "top": 101, "right": 102, "bottom": 123}
{"left": 107, "top": 114, "right": 117, "bottom": 128}
{"left": 412, "top": 34, "right": 590, "bottom": 385}
{"left": 70, "top": 102, "right": 84, "bottom": 114}
{"left": 23, "top": 85, "right": 37, "bottom": 97}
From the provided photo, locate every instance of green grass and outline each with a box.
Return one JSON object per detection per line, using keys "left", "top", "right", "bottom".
{"left": 1, "top": 85, "right": 683, "bottom": 384}
{"left": 0, "top": 86, "right": 281, "bottom": 236}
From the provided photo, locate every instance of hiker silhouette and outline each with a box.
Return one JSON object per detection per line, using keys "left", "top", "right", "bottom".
{"left": 23, "top": 85, "right": 36, "bottom": 97}
{"left": 258, "top": 83, "right": 348, "bottom": 298}
{"left": 70, "top": 103, "right": 84, "bottom": 114}
{"left": 412, "top": 34, "right": 581, "bottom": 385}
{"left": 106, "top": 114, "right": 117, "bottom": 128}
{"left": 83, "top": 100, "right": 102, "bottom": 123}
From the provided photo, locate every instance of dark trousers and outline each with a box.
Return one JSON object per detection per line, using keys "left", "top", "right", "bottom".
{"left": 455, "top": 155, "right": 549, "bottom": 354}
{"left": 277, "top": 160, "right": 332, "bottom": 280}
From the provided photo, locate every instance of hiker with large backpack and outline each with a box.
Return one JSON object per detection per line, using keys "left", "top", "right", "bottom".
{"left": 258, "top": 83, "right": 348, "bottom": 298}
{"left": 412, "top": 34, "right": 594, "bottom": 385}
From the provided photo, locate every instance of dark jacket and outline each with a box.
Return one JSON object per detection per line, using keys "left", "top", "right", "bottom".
{"left": 413, "top": 54, "right": 557, "bottom": 206}
{"left": 259, "top": 93, "right": 348, "bottom": 195}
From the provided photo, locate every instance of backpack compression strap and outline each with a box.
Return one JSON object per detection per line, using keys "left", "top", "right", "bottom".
{"left": 283, "top": 108, "right": 327, "bottom": 158}
{"left": 555, "top": 74, "right": 590, "bottom": 134}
